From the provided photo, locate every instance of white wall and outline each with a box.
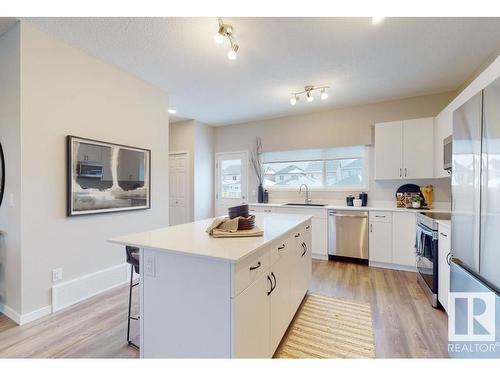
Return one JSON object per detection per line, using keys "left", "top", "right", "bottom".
{"left": 0, "top": 23, "right": 22, "bottom": 313}
{"left": 13, "top": 23, "right": 169, "bottom": 316}
{"left": 214, "top": 91, "right": 455, "bottom": 204}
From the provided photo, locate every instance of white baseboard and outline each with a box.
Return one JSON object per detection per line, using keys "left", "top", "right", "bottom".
{"left": 312, "top": 253, "right": 329, "bottom": 261}
{"left": 369, "top": 261, "right": 416, "bottom": 272}
{"left": 52, "top": 262, "right": 138, "bottom": 313}
{"left": 0, "top": 303, "right": 51, "bottom": 326}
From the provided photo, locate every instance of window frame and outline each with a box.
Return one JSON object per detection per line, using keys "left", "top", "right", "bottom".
{"left": 262, "top": 146, "right": 370, "bottom": 192}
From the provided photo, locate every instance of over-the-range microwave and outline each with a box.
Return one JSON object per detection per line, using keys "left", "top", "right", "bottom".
{"left": 443, "top": 135, "right": 452, "bottom": 173}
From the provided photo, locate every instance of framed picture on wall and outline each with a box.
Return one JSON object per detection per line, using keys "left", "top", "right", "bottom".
{"left": 67, "top": 135, "right": 151, "bottom": 216}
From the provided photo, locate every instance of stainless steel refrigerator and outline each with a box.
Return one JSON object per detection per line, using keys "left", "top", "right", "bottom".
{"left": 451, "top": 76, "right": 500, "bottom": 358}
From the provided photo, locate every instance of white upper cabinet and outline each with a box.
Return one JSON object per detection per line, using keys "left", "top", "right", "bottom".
{"left": 402, "top": 118, "right": 435, "bottom": 179}
{"left": 375, "top": 117, "right": 435, "bottom": 180}
{"left": 374, "top": 120, "right": 404, "bottom": 179}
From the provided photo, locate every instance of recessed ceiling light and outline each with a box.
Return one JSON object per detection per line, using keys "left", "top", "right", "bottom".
{"left": 168, "top": 109, "right": 177, "bottom": 114}
{"left": 371, "top": 17, "right": 385, "bottom": 25}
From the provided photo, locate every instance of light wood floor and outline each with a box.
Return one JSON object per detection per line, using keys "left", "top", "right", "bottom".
{"left": 0, "top": 260, "right": 448, "bottom": 358}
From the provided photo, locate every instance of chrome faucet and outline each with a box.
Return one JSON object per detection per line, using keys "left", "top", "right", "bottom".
{"left": 299, "top": 184, "right": 312, "bottom": 204}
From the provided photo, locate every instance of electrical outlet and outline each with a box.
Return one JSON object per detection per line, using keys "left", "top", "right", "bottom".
{"left": 144, "top": 255, "right": 156, "bottom": 277}
{"left": 52, "top": 268, "right": 63, "bottom": 282}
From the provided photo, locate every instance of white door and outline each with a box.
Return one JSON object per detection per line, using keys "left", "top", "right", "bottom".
{"left": 169, "top": 153, "right": 189, "bottom": 225}
{"left": 215, "top": 152, "right": 248, "bottom": 216}
{"left": 374, "top": 121, "right": 403, "bottom": 180}
{"left": 402, "top": 117, "right": 434, "bottom": 179}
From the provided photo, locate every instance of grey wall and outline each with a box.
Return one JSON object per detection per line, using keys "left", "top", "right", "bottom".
{"left": 11, "top": 23, "right": 170, "bottom": 315}
{"left": 0, "top": 23, "right": 22, "bottom": 313}
{"left": 214, "top": 91, "right": 456, "bottom": 204}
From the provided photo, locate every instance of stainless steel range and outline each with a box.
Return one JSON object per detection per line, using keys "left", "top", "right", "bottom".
{"left": 415, "top": 212, "right": 451, "bottom": 308}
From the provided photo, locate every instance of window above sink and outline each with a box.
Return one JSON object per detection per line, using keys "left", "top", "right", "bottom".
{"left": 262, "top": 145, "right": 369, "bottom": 191}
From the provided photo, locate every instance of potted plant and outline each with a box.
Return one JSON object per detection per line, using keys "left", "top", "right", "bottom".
{"left": 411, "top": 195, "right": 423, "bottom": 209}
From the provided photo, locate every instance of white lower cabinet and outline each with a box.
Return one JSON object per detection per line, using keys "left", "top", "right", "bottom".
{"left": 269, "top": 255, "right": 292, "bottom": 351}
{"left": 438, "top": 224, "right": 451, "bottom": 313}
{"left": 392, "top": 212, "right": 417, "bottom": 267}
{"left": 369, "top": 211, "right": 417, "bottom": 270}
{"left": 233, "top": 272, "right": 271, "bottom": 358}
{"left": 232, "top": 220, "right": 312, "bottom": 357}
{"left": 369, "top": 219, "right": 393, "bottom": 263}
{"left": 248, "top": 204, "right": 327, "bottom": 259}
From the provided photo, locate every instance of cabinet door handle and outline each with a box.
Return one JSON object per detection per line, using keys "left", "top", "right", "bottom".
{"left": 306, "top": 225, "right": 310, "bottom": 230}
{"left": 295, "top": 233, "right": 300, "bottom": 238}
{"left": 404, "top": 168, "right": 407, "bottom": 177}
{"left": 278, "top": 244, "right": 285, "bottom": 250}
{"left": 447, "top": 252, "right": 452, "bottom": 266}
{"left": 370, "top": 224, "right": 373, "bottom": 233}
{"left": 267, "top": 275, "right": 273, "bottom": 296}
{"left": 399, "top": 168, "right": 402, "bottom": 178}
{"left": 440, "top": 232, "right": 448, "bottom": 237}
{"left": 249, "top": 261, "right": 261, "bottom": 271}
{"left": 301, "top": 242, "right": 307, "bottom": 257}
{"left": 271, "top": 272, "right": 277, "bottom": 292}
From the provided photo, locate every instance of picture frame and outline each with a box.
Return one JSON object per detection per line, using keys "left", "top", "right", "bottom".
{"left": 66, "top": 135, "right": 151, "bottom": 216}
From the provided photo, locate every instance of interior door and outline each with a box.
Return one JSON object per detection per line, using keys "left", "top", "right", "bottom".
{"left": 169, "top": 153, "right": 189, "bottom": 225}
{"left": 215, "top": 152, "right": 248, "bottom": 216}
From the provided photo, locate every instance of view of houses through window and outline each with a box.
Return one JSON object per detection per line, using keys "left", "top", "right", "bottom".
{"left": 220, "top": 158, "right": 242, "bottom": 198}
{"left": 262, "top": 146, "right": 367, "bottom": 189}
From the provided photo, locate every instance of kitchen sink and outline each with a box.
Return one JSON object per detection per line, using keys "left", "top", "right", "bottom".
{"left": 284, "top": 203, "right": 327, "bottom": 207}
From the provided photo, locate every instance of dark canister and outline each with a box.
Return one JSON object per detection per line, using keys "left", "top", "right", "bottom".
{"left": 359, "top": 192, "right": 368, "bottom": 207}
{"left": 346, "top": 195, "right": 354, "bottom": 206}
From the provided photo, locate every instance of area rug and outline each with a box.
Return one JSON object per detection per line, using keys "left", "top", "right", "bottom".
{"left": 275, "top": 294, "right": 376, "bottom": 358}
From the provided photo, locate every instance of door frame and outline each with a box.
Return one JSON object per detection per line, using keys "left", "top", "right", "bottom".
{"left": 214, "top": 150, "right": 249, "bottom": 215}
{"left": 168, "top": 150, "right": 191, "bottom": 224}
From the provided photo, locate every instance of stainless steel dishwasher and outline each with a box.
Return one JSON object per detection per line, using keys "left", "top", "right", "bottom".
{"left": 328, "top": 210, "right": 369, "bottom": 263}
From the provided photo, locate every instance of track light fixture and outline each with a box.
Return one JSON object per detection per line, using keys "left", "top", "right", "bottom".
{"left": 289, "top": 85, "right": 330, "bottom": 105}
{"left": 214, "top": 18, "right": 239, "bottom": 60}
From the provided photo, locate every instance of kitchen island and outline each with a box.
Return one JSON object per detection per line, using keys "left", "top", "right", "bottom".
{"left": 109, "top": 212, "right": 313, "bottom": 358}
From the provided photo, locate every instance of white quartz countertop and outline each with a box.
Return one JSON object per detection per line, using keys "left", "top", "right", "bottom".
{"left": 109, "top": 213, "right": 312, "bottom": 263}
{"left": 249, "top": 202, "right": 451, "bottom": 214}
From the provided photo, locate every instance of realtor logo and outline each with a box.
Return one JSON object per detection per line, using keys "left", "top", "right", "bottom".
{"left": 448, "top": 292, "right": 496, "bottom": 342}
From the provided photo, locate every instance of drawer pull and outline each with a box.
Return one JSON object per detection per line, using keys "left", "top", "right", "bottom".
{"left": 301, "top": 242, "right": 307, "bottom": 257}
{"left": 271, "top": 272, "right": 277, "bottom": 291}
{"left": 278, "top": 244, "right": 286, "bottom": 250}
{"left": 375, "top": 215, "right": 386, "bottom": 218}
{"left": 440, "top": 232, "right": 448, "bottom": 237}
{"left": 295, "top": 233, "right": 300, "bottom": 238}
{"left": 249, "top": 261, "right": 261, "bottom": 271}
{"left": 267, "top": 275, "right": 273, "bottom": 295}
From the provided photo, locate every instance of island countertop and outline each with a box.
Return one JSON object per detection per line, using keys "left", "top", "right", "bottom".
{"left": 109, "top": 212, "right": 312, "bottom": 263}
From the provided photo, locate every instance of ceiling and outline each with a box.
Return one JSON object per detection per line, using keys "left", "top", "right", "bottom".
{"left": 19, "top": 17, "right": 500, "bottom": 125}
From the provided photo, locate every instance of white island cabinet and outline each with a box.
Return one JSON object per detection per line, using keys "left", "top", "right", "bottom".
{"left": 109, "top": 213, "right": 312, "bottom": 358}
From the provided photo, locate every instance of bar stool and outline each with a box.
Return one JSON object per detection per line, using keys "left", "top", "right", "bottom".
{"left": 125, "top": 246, "right": 140, "bottom": 349}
